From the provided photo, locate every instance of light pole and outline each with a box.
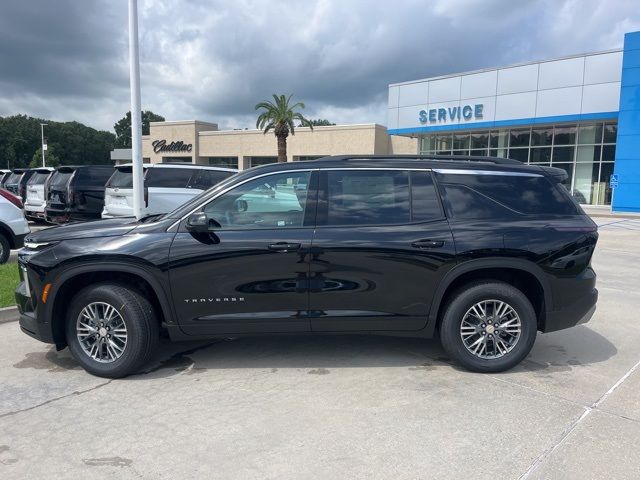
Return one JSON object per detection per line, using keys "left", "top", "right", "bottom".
{"left": 128, "top": 0, "right": 144, "bottom": 219}
{"left": 40, "top": 123, "right": 48, "bottom": 167}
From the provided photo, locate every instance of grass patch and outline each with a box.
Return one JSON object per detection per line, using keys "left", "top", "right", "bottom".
{"left": 0, "top": 262, "right": 20, "bottom": 308}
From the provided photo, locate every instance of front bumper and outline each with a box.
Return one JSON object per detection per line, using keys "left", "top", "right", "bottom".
{"left": 15, "top": 280, "right": 55, "bottom": 344}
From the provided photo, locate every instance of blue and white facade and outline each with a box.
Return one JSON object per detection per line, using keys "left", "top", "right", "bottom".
{"left": 387, "top": 31, "right": 640, "bottom": 211}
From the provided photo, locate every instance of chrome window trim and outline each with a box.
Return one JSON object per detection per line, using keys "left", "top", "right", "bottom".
{"left": 167, "top": 167, "right": 434, "bottom": 231}
{"left": 433, "top": 168, "right": 543, "bottom": 177}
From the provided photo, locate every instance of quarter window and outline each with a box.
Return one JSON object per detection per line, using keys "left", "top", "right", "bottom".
{"left": 203, "top": 171, "right": 311, "bottom": 229}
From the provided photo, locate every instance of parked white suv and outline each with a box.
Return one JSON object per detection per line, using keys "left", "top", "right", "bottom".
{"left": 102, "top": 163, "right": 237, "bottom": 218}
{"left": 24, "top": 167, "right": 54, "bottom": 221}
{"left": 0, "top": 188, "right": 30, "bottom": 263}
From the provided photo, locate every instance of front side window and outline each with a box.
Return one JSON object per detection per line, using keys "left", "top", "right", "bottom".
{"left": 202, "top": 171, "right": 311, "bottom": 229}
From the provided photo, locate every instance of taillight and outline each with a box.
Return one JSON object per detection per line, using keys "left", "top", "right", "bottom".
{"left": 0, "top": 188, "right": 23, "bottom": 209}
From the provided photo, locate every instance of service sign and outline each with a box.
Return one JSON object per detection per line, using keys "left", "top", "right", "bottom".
{"left": 419, "top": 104, "right": 484, "bottom": 125}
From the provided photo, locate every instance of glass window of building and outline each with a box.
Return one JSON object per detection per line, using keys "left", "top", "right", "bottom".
{"left": 436, "top": 134, "right": 453, "bottom": 154}
{"left": 553, "top": 126, "right": 576, "bottom": 145}
{"left": 577, "top": 124, "right": 603, "bottom": 144}
{"left": 552, "top": 146, "right": 575, "bottom": 164}
{"left": 417, "top": 120, "right": 617, "bottom": 206}
{"left": 509, "top": 129, "right": 530, "bottom": 148}
{"left": 249, "top": 156, "right": 278, "bottom": 167}
{"left": 207, "top": 156, "right": 239, "bottom": 169}
{"left": 508, "top": 148, "right": 529, "bottom": 162}
{"left": 470, "top": 132, "right": 489, "bottom": 149}
{"left": 530, "top": 147, "right": 552, "bottom": 164}
{"left": 603, "top": 123, "right": 617, "bottom": 143}
{"left": 531, "top": 128, "right": 553, "bottom": 146}
{"left": 452, "top": 133, "right": 470, "bottom": 151}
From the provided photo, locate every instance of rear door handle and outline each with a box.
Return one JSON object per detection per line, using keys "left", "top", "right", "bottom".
{"left": 268, "top": 242, "right": 301, "bottom": 252}
{"left": 411, "top": 239, "right": 445, "bottom": 249}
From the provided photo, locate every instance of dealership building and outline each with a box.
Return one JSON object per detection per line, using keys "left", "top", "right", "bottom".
{"left": 387, "top": 31, "right": 640, "bottom": 212}
{"left": 134, "top": 31, "right": 640, "bottom": 212}
{"left": 138, "top": 122, "right": 416, "bottom": 169}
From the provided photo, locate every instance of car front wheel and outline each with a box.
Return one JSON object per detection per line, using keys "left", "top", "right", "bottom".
{"left": 439, "top": 282, "right": 537, "bottom": 372}
{"left": 65, "top": 283, "right": 159, "bottom": 378}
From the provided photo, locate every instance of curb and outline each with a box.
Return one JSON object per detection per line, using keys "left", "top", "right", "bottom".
{"left": 0, "top": 306, "right": 19, "bottom": 324}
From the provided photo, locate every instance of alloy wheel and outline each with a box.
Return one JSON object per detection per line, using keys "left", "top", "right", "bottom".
{"left": 76, "top": 302, "right": 128, "bottom": 363}
{"left": 460, "top": 299, "right": 522, "bottom": 359}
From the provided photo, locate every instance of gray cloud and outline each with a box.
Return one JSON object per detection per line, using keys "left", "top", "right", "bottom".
{"left": 0, "top": 0, "right": 639, "bottom": 132}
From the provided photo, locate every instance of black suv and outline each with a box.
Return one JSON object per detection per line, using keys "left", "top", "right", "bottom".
{"left": 45, "top": 165, "right": 114, "bottom": 223}
{"left": 16, "top": 156, "right": 598, "bottom": 378}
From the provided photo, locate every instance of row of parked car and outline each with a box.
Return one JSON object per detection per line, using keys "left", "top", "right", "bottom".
{"left": 0, "top": 163, "right": 237, "bottom": 223}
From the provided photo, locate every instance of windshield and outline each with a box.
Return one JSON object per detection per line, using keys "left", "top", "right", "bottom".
{"left": 49, "top": 171, "right": 73, "bottom": 189}
{"left": 161, "top": 170, "right": 243, "bottom": 219}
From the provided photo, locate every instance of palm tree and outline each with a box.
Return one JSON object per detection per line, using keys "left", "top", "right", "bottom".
{"left": 255, "top": 94, "right": 313, "bottom": 162}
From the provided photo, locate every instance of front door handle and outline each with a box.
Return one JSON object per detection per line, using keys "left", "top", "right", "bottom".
{"left": 411, "top": 239, "right": 445, "bottom": 249}
{"left": 268, "top": 242, "right": 301, "bottom": 252}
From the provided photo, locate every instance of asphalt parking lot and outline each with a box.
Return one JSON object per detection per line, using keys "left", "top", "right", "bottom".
{"left": 1, "top": 218, "right": 640, "bottom": 479}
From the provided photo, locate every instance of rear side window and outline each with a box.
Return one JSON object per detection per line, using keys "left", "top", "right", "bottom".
{"left": 189, "top": 169, "right": 235, "bottom": 190}
{"left": 146, "top": 168, "right": 194, "bottom": 188}
{"left": 436, "top": 172, "right": 578, "bottom": 218}
{"left": 75, "top": 168, "right": 113, "bottom": 187}
{"left": 323, "top": 170, "right": 410, "bottom": 226}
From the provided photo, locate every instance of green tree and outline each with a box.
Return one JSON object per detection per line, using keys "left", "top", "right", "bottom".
{"left": 30, "top": 147, "right": 61, "bottom": 168}
{"left": 255, "top": 94, "right": 313, "bottom": 163}
{"left": 0, "top": 115, "right": 115, "bottom": 169}
{"left": 308, "top": 119, "right": 335, "bottom": 126}
{"left": 114, "top": 111, "right": 165, "bottom": 148}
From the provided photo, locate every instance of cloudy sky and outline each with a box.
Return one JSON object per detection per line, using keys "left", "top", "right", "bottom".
{"left": 0, "top": 0, "right": 639, "bottom": 133}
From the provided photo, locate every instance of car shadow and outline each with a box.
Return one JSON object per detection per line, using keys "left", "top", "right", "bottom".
{"left": 24, "top": 325, "right": 617, "bottom": 379}
{"left": 125, "top": 325, "right": 616, "bottom": 380}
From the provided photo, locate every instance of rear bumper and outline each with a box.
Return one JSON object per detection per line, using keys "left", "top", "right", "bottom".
{"left": 544, "top": 287, "right": 598, "bottom": 333}
{"left": 45, "top": 207, "right": 100, "bottom": 223}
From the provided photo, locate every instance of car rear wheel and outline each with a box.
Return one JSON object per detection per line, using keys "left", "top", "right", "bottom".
{"left": 439, "top": 282, "right": 537, "bottom": 372}
{"left": 65, "top": 283, "right": 159, "bottom": 378}
{"left": 0, "top": 233, "right": 10, "bottom": 264}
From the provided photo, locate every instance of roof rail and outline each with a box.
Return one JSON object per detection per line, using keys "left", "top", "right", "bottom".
{"left": 321, "top": 154, "right": 522, "bottom": 165}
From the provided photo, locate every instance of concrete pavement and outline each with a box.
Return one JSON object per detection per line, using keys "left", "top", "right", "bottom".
{"left": 1, "top": 220, "right": 640, "bottom": 479}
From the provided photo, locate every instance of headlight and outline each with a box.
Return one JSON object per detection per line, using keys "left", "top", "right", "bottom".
{"left": 23, "top": 241, "right": 58, "bottom": 250}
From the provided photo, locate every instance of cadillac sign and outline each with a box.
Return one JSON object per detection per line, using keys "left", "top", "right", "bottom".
{"left": 152, "top": 139, "right": 193, "bottom": 154}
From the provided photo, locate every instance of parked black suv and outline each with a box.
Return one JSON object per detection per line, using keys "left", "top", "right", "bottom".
{"left": 16, "top": 155, "right": 598, "bottom": 378}
{"left": 45, "top": 165, "right": 113, "bottom": 223}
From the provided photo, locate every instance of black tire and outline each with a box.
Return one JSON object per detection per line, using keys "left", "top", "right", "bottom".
{"left": 65, "top": 283, "right": 159, "bottom": 378}
{"left": 439, "top": 282, "right": 537, "bottom": 373}
{"left": 0, "top": 233, "right": 10, "bottom": 264}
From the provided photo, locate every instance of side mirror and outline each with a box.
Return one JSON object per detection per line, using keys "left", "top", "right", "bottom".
{"left": 186, "top": 212, "right": 210, "bottom": 232}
